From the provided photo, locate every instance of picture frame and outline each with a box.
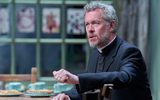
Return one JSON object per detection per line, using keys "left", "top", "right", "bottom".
{"left": 42, "top": 7, "right": 61, "bottom": 34}
{"left": 0, "top": 5, "right": 10, "bottom": 35}
{"left": 16, "top": 4, "right": 36, "bottom": 33}
{"left": 67, "top": 7, "right": 85, "bottom": 35}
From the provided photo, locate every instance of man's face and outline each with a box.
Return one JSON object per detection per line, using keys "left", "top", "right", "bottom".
{"left": 84, "top": 9, "right": 113, "bottom": 48}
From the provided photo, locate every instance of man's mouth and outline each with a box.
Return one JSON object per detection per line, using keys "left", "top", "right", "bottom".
{"left": 89, "top": 36, "right": 97, "bottom": 42}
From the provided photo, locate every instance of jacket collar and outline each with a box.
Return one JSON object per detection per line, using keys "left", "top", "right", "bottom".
{"left": 100, "top": 36, "right": 122, "bottom": 56}
{"left": 97, "top": 36, "right": 116, "bottom": 53}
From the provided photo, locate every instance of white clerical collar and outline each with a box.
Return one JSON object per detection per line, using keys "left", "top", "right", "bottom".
{"left": 97, "top": 36, "right": 116, "bottom": 53}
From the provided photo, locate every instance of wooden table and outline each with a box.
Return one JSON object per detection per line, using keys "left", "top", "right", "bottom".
{"left": 0, "top": 95, "right": 53, "bottom": 100}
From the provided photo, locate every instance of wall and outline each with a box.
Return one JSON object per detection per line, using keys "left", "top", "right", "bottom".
{"left": 149, "top": 0, "right": 160, "bottom": 100}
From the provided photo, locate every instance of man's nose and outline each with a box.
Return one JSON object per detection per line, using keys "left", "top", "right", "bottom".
{"left": 87, "top": 25, "right": 94, "bottom": 33}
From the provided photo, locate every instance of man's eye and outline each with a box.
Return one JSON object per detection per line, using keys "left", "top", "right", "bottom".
{"left": 85, "top": 23, "right": 89, "bottom": 26}
{"left": 93, "top": 21, "right": 100, "bottom": 25}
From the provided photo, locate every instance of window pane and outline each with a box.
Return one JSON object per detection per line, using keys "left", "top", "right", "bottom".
{"left": 15, "top": 43, "right": 36, "bottom": 74}
{"left": 0, "top": 4, "right": 11, "bottom": 36}
{"left": 66, "top": 44, "right": 86, "bottom": 73}
{"left": 66, "top": 5, "right": 86, "bottom": 38}
{"left": 41, "top": 5, "right": 61, "bottom": 38}
{"left": 41, "top": 44, "right": 61, "bottom": 76}
{"left": 15, "top": 4, "right": 36, "bottom": 38}
{"left": 0, "top": 44, "right": 11, "bottom": 73}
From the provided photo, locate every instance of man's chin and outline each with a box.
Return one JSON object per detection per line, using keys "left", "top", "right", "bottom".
{"left": 89, "top": 43, "right": 97, "bottom": 48}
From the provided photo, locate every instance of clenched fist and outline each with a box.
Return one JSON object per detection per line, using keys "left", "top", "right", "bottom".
{"left": 53, "top": 69, "right": 79, "bottom": 84}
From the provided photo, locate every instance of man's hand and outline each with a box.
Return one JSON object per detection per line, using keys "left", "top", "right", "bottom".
{"left": 53, "top": 69, "right": 79, "bottom": 84}
{"left": 52, "top": 93, "right": 70, "bottom": 100}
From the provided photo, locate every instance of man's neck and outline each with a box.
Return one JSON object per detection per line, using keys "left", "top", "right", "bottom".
{"left": 97, "top": 35, "right": 116, "bottom": 53}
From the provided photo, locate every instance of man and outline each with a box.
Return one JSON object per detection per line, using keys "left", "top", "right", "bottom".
{"left": 52, "top": 1, "right": 152, "bottom": 100}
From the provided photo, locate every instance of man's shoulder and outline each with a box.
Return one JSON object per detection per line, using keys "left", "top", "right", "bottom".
{"left": 119, "top": 37, "right": 139, "bottom": 50}
{"left": 117, "top": 37, "right": 142, "bottom": 56}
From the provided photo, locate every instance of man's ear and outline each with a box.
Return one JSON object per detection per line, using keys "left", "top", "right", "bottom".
{"left": 109, "top": 20, "right": 116, "bottom": 32}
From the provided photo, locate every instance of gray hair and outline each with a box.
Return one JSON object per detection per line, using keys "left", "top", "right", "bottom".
{"left": 84, "top": 1, "right": 118, "bottom": 32}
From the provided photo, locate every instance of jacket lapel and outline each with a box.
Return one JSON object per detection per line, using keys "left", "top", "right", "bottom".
{"left": 103, "top": 36, "right": 123, "bottom": 71}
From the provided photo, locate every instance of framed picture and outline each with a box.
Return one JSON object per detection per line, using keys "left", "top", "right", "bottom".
{"left": 67, "top": 8, "right": 85, "bottom": 35}
{"left": 16, "top": 5, "right": 35, "bottom": 33}
{"left": 42, "top": 7, "right": 60, "bottom": 34}
{"left": 0, "top": 5, "right": 10, "bottom": 35}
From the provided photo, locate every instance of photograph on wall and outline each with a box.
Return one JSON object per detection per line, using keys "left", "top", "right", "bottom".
{"left": 0, "top": 6, "right": 10, "bottom": 35}
{"left": 16, "top": 5, "right": 35, "bottom": 33}
{"left": 42, "top": 7, "right": 60, "bottom": 34}
{"left": 67, "top": 8, "right": 85, "bottom": 35}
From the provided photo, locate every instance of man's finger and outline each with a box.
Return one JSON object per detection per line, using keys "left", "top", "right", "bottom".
{"left": 53, "top": 71, "right": 57, "bottom": 76}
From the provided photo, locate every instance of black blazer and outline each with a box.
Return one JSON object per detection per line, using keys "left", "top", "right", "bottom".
{"left": 66, "top": 36, "right": 152, "bottom": 100}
